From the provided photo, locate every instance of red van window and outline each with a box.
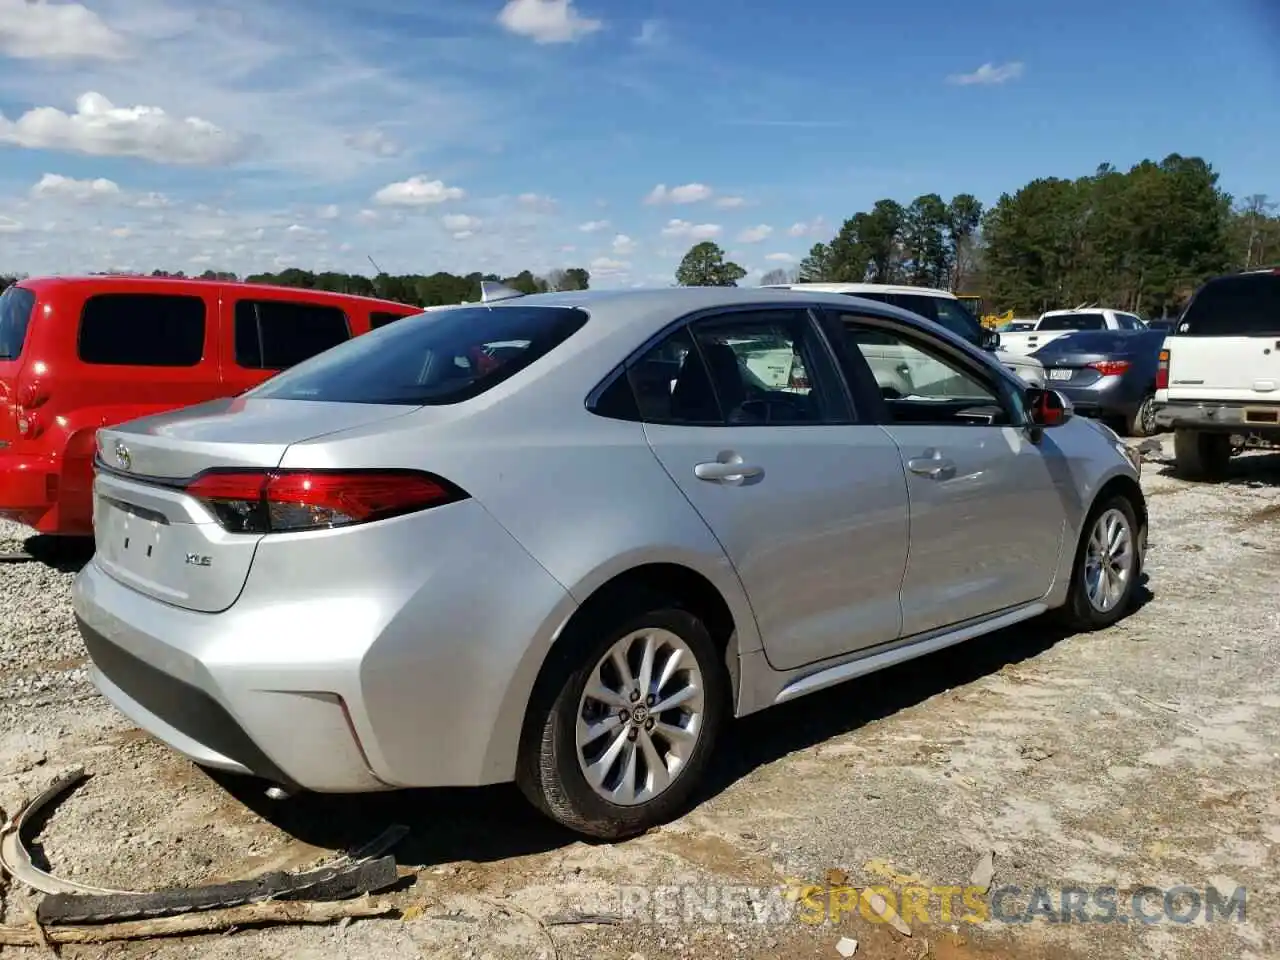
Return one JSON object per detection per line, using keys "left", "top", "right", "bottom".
{"left": 0, "top": 285, "right": 36, "bottom": 360}
{"left": 371, "top": 310, "right": 414, "bottom": 329}
{"left": 78, "top": 293, "right": 206, "bottom": 366}
{"left": 234, "top": 299, "right": 351, "bottom": 370}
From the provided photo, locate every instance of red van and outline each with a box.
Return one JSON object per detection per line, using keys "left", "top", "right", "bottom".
{"left": 0, "top": 275, "right": 422, "bottom": 536}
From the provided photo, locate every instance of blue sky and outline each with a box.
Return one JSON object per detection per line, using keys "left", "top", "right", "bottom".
{"left": 1, "top": 0, "right": 1278, "bottom": 287}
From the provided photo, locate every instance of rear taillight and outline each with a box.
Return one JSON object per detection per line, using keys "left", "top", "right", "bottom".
{"left": 1155, "top": 349, "right": 1170, "bottom": 390}
{"left": 184, "top": 469, "right": 467, "bottom": 534}
{"left": 1087, "top": 360, "right": 1131, "bottom": 377}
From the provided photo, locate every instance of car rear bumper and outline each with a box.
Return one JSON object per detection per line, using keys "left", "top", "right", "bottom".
{"left": 71, "top": 500, "right": 579, "bottom": 793}
{"left": 1153, "top": 399, "right": 1280, "bottom": 434}
{"left": 1049, "top": 380, "right": 1144, "bottom": 421}
{"left": 0, "top": 450, "right": 57, "bottom": 528}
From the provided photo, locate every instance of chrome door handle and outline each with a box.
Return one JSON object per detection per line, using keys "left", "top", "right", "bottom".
{"left": 694, "top": 459, "right": 762, "bottom": 482}
{"left": 907, "top": 456, "right": 956, "bottom": 479}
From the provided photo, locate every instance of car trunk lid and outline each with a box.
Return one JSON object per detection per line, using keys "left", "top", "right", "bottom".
{"left": 92, "top": 397, "right": 418, "bottom": 613}
{"left": 1036, "top": 351, "right": 1131, "bottom": 387}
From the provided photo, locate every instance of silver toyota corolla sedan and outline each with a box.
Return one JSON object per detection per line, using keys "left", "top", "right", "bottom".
{"left": 72, "top": 284, "right": 1147, "bottom": 840}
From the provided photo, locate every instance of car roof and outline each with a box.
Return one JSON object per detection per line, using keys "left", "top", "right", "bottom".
{"left": 1040, "top": 307, "right": 1136, "bottom": 316}
{"left": 441, "top": 285, "right": 1006, "bottom": 372}
{"left": 764, "top": 281, "right": 959, "bottom": 300}
{"left": 15, "top": 274, "right": 419, "bottom": 310}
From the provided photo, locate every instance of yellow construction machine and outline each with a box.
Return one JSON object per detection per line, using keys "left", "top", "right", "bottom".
{"left": 957, "top": 295, "right": 1012, "bottom": 330}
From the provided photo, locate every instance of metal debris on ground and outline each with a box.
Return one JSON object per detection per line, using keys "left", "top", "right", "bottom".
{"left": 37, "top": 856, "right": 400, "bottom": 924}
{"left": 0, "top": 897, "right": 395, "bottom": 945}
{"left": 968, "top": 850, "right": 995, "bottom": 894}
{"left": 0, "top": 767, "right": 410, "bottom": 928}
{"left": 835, "top": 935, "right": 859, "bottom": 956}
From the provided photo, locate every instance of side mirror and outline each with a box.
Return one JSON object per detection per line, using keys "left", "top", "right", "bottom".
{"left": 1027, "top": 387, "right": 1074, "bottom": 427}
{"left": 981, "top": 328, "right": 1001, "bottom": 351}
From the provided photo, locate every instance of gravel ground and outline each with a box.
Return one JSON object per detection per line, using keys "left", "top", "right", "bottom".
{"left": 1, "top": 435, "right": 1277, "bottom": 960}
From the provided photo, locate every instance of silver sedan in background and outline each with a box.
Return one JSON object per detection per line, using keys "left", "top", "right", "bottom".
{"left": 72, "top": 285, "right": 1147, "bottom": 840}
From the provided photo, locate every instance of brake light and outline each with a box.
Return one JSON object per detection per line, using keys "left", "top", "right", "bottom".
{"left": 184, "top": 469, "right": 467, "bottom": 533}
{"left": 1156, "top": 349, "right": 1170, "bottom": 390}
{"left": 1087, "top": 360, "right": 1131, "bottom": 377}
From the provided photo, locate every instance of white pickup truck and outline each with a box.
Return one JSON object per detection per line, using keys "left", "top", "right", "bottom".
{"left": 997, "top": 308, "right": 1147, "bottom": 357}
{"left": 1154, "top": 268, "right": 1280, "bottom": 479}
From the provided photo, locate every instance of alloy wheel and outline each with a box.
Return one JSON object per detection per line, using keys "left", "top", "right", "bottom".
{"left": 575, "top": 628, "right": 705, "bottom": 806}
{"left": 1083, "top": 508, "right": 1135, "bottom": 613}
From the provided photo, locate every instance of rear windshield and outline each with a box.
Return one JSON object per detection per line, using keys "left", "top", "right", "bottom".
{"left": 1038, "top": 312, "right": 1107, "bottom": 331}
{"left": 1178, "top": 274, "right": 1280, "bottom": 337}
{"left": 248, "top": 304, "right": 589, "bottom": 405}
{"left": 1036, "top": 330, "right": 1164, "bottom": 355}
{"left": 0, "top": 285, "right": 36, "bottom": 361}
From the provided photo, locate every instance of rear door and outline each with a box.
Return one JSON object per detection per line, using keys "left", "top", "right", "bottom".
{"left": 0, "top": 284, "right": 36, "bottom": 451}
{"left": 636, "top": 306, "right": 911, "bottom": 670}
{"left": 219, "top": 291, "right": 353, "bottom": 394}
{"left": 1164, "top": 273, "right": 1280, "bottom": 404}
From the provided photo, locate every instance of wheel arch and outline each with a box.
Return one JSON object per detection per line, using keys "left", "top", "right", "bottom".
{"left": 526, "top": 562, "right": 743, "bottom": 716}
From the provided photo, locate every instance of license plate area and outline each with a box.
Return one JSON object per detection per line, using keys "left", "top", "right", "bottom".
{"left": 96, "top": 496, "right": 170, "bottom": 571}
{"left": 1048, "top": 368, "right": 1073, "bottom": 381}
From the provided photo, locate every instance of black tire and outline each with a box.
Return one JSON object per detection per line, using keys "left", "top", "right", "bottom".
{"left": 1173, "top": 428, "right": 1231, "bottom": 480}
{"left": 1126, "top": 394, "right": 1156, "bottom": 438}
{"left": 515, "top": 591, "right": 727, "bottom": 840}
{"left": 1056, "top": 493, "right": 1142, "bottom": 632}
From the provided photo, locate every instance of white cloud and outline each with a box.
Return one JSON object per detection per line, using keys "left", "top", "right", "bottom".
{"left": 612, "top": 233, "right": 636, "bottom": 254}
{"left": 0, "top": 215, "right": 23, "bottom": 233}
{"left": 590, "top": 256, "right": 630, "bottom": 277}
{"left": 497, "top": 0, "right": 601, "bottom": 44}
{"left": 441, "top": 213, "right": 482, "bottom": 233}
{"left": 947, "top": 61, "right": 1025, "bottom": 86}
{"left": 765, "top": 252, "right": 796, "bottom": 263}
{"left": 737, "top": 224, "right": 773, "bottom": 243}
{"left": 0, "top": 0, "right": 129, "bottom": 61}
{"left": 344, "top": 128, "right": 402, "bottom": 157}
{"left": 373, "top": 176, "right": 466, "bottom": 207}
{"left": 517, "top": 192, "right": 557, "bottom": 212}
{"left": 787, "top": 216, "right": 829, "bottom": 238}
{"left": 0, "top": 91, "right": 244, "bottom": 165}
{"left": 634, "top": 18, "right": 666, "bottom": 46}
{"left": 29, "top": 172, "right": 120, "bottom": 202}
{"left": 714, "top": 195, "right": 746, "bottom": 209}
{"left": 578, "top": 219, "right": 610, "bottom": 232}
{"left": 661, "top": 219, "right": 721, "bottom": 241}
{"left": 317, "top": 204, "right": 340, "bottom": 220}
{"left": 645, "top": 182, "right": 713, "bottom": 205}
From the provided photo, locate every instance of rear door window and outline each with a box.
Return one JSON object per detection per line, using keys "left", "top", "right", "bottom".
{"left": 78, "top": 294, "right": 206, "bottom": 366}
{"left": 1178, "top": 274, "right": 1280, "bottom": 337}
{"left": 886, "top": 293, "right": 940, "bottom": 323}
{"left": 1038, "top": 312, "right": 1107, "bottom": 331}
{"left": 0, "top": 285, "right": 36, "bottom": 361}
{"left": 248, "top": 305, "right": 588, "bottom": 405}
{"left": 234, "top": 300, "right": 351, "bottom": 370}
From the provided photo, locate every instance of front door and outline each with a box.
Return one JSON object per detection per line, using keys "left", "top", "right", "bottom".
{"left": 830, "top": 310, "right": 1065, "bottom": 637}
{"left": 635, "top": 307, "right": 911, "bottom": 671}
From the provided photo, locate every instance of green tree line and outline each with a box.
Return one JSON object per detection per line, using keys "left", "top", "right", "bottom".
{"left": 676, "top": 154, "right": 1280, "bottom": 319}
{"left": 0, "top": 265, "right": 591, "bottom": 307}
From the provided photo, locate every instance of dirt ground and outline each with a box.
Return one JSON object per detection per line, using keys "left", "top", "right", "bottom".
{"left": 1, "top": 434, "right": 1277, "bottom": 959}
